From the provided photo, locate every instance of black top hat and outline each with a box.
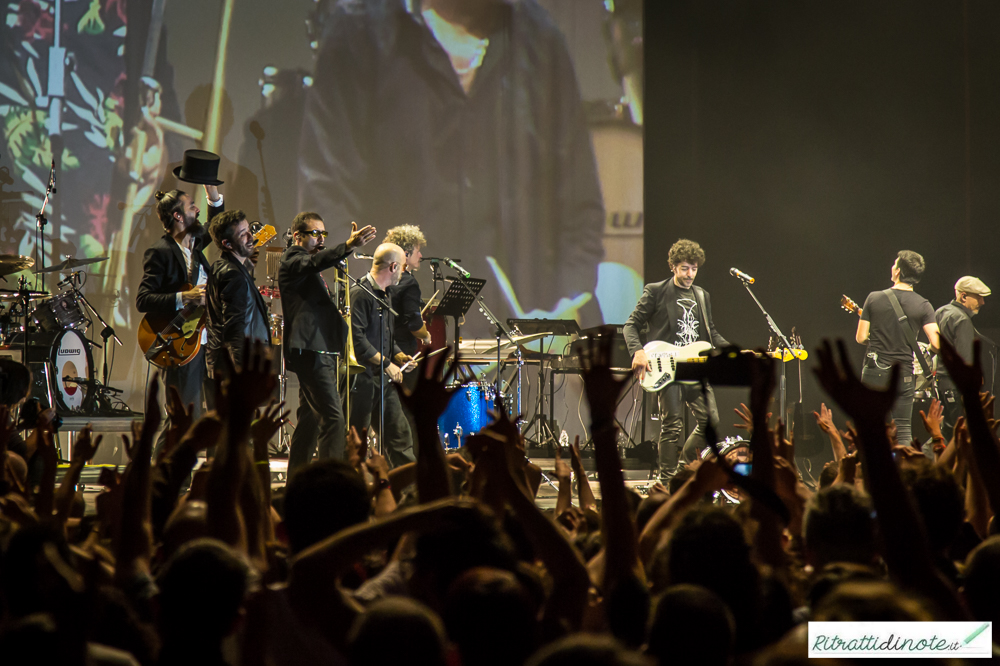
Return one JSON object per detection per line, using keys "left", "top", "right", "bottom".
{"left": 173, "top": 149, "right": 224, "bottom": 185}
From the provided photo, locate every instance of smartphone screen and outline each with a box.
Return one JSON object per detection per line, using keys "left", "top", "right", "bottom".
{"left": 732, "top": 462, "right": 752, "bottom": 476}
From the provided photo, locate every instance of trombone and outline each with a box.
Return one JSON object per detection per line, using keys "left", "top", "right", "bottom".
{"left": 337, "top": 258, "right": 366, "bottom": 436}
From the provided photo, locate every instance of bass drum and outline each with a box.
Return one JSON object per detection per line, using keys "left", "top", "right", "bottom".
{"left": 51, "top": 329, "right": 94, "bottom": 412}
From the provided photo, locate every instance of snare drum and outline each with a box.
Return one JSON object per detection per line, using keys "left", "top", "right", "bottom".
{"left": 269, "top": 314, "right": 283, "bottom": 345}
{"left": 438, "top": 382, "right": 495, "bottom": 450}
{"left": 31, "top": 292, "right": 88, "bottom": 332}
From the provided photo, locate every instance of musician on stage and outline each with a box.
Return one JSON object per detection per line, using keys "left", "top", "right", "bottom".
{"left": 384, "top": 225, "right": 433, "bottom": 374}
{"left": 623, "top": 239, "right": 729, "bottom": 480}
{"left": 349, "top": 243, "right": 416, "bottom": 468}
{"left": 280, "top": 212, "right": 377, "bottom": 474}
{"left": 854, "top": 250, "right": 940, "bottom": 448}
{"left": 136, "top": 150, "right": 225, "bottom": 446}
{"left": 206, "top": 209, "right": 272, "bottom": 374}
{"left": 935, "top": 275, "right": 990, "bottom": 439}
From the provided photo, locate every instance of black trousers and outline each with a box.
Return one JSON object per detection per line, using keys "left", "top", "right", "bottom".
{"left": 287, "top": 350, "right": 346, "bottom": 474}
{"left": 657, "top": 382, "right": 719, "bottom": 473}
{"left": 861, "top": 362, "right": 916, "bottom": 447}
{"left": 936, "top": 373, "right": 963, "bottom": 442}
{"left": 154, "top": 346, "right": 210, "bottom": 455}
{"left": 350, "top": 371, "right": 414, "bottom": 469}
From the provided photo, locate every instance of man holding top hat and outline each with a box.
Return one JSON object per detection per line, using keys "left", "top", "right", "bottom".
{"left": 137, "top": 149, "right": 226, "bottom": 446}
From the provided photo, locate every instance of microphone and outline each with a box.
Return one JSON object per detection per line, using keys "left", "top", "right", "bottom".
{"left": 729, "top": 267, "right": 755, "bottom": 284}
{"left": 443, "top": 257, "right": 471, "bottom": 278}
{"left": 57, "top": 271, "right": 81, "bottom": 289}
{"left": 49, "top": 159, "right": 56, "bottom": 194}
{"left": 354, "top": 252, "right": 374, "bottom": 260}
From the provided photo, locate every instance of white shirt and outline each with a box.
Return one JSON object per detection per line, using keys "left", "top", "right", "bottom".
{"left": 171, "top": 196, "right": 221, "bottom": 344}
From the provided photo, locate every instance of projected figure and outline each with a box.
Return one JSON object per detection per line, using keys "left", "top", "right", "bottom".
{"left": 854, "top": 251, "right": 940, "bottom": 449}
{"left": 298, "top": 0, "right": 605, "bottom": 331}
{"left": 622, "top": 239, "right": 730, "bottom": 480}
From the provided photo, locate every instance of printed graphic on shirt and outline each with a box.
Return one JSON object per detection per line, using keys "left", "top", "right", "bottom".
{"left": 676, "top": 298, "right": 699, "bottom": 346}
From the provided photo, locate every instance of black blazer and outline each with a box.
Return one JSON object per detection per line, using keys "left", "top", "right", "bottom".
{"left": 622, "top": 279, "right": 729, "bottom": 356}
{"left": 206, "top": 251, "right": 272, "bottom": 369}
{"left": 277, "top": 243, "right": 353, "bottom": 359}
{"left": 135, "top": 203, "right": 222, "bottom": 316}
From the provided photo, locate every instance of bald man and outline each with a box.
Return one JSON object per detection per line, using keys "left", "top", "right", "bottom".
{"left": 349, "top": 243, "right": 416, "bottom": 466}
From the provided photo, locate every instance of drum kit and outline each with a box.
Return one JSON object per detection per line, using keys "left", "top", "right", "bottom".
{"left": 0, "top": 252, "right": 127, "bottom": 415}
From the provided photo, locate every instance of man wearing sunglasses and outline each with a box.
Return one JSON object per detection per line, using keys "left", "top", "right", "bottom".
{"left": 279, "top": 212, "right": 377, "bottom": 473}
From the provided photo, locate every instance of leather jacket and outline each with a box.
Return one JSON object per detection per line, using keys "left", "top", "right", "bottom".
{"left": 207, "top": 251, "right": 271, "bottom": 369}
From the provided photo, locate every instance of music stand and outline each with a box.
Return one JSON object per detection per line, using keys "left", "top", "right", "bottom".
{"left": 507, "top": 318, "right": 581, "bottom": 338}
{"left": 435, "top": 278, "right": 486, "bottom": 357}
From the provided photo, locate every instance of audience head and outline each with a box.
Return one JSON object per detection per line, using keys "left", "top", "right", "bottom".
{"left": 160, "top": 500, "right": 209, "bottom": 562}
{"left": 282, "top": 459, "right": 370, "bottom": 554}
{"left": 347, "top": 597, "right": 449, "bottom": 666}
{"left": 961, "top": 536, "right": 1000, "bottom": 625}
{"left": 155, "top": 538, "right": 252, "bottom": 648}
{"left": 526, "top": 634, "right": 648, "bottom": 666}
{"left": 901, "top": 464, "right": 964, "bottom": 556}
{"left": 647, "top": 584, "right": 734, "bottom": 666}
{"left": 444, "top": 567, "right": 537, "bottom": 666}
{"left": 0, "top": 359, "right": 31, "bottom": 407}
{"left": 818, "top": 460, "right": 838, "bottom": 489}
{"left": 803, "top": 485, "right": 876, "bottom": 568}
{"left": 812, "top": 579, "right": 935, "bottom": 621}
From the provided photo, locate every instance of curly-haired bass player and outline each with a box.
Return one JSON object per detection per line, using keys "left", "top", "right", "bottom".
{"left": 622, "top": 239, "right": 730, "bottom": 479}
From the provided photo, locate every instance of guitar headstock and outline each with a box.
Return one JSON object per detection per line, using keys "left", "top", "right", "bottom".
{"left": 252, "top": 223, "right": 278, "bottom": 248}
{"left": 840, "top": 294, "right": 861, "bottom": 316}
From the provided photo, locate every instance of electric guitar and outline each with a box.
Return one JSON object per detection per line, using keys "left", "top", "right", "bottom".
{"left": 840, "top": 294, "right": 936, "bottom": 384}
{"left": 138, "top": 223, "right": 278, "bottom": 368}
{"left": 639, "top": 340, "right": 714, "bottom": 392}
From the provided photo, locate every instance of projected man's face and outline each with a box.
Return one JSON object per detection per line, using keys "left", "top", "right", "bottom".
{"left": 672, "top": 262, "right": 698, "bottom": 289}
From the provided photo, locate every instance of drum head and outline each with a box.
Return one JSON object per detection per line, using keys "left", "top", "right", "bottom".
{"left": 52, "top": 329, "right": 93, "bottom": 411}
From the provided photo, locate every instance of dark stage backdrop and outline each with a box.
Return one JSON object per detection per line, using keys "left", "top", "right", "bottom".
{"left": 645, "top": 0, "right": 1000, "bottom": 460}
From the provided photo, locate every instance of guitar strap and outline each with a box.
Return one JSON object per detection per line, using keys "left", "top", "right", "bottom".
{"left": 693, "top": 286, "right": 714, "bottom": 348}
{"left": 882, "top": 289, "right": 932, "bottom": 376}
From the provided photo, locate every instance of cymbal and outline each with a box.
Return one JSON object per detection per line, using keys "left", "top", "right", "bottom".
{"left": 34, "top": 255, "right": 109, "bottom": 273}
{"left": 482, "top": 332, "right": 552, "bottom": 355}
{"left": 0, "top": 288, "right": 48, "bottom": 301}
{"left": 0, "top": 254, "right": 34, "bottom": 276}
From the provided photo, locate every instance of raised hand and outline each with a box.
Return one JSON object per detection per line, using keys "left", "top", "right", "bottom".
{"left": 919, "top": 399, "right": 944, "bottom": 441}
{"left": 251, "top": 400, "right": 290, "bottom": 458}
{"left": 578, "top": 326, "right": 631, "bottom": 423}
{"left": 733, "top": 403, "right": 753, "bottom": 432}
{"left": 398, "top": 346, "right": 460, "bottom": 421}
{"left": 222, "top": 339, "right": 278, "bottom": 422}
{"left": 813, "top": 402, "right": 836, "bottom": 434}
{"left": 886, "top": 420, "right": 899, "bottom": 447}
{"left": 346, "top": 426, "right": 370, "bottom": 472}
{"left": 813, "top": 339, "right": 898, "bottom": 427}
{"left": 161, "top": 385, "right": 194, "bottom": 462}
{"left": 937, "top": 336, "right": 984, "bottom": 396}
{"left": 346, "top": 221, "right": 378, "bottom": 249}
{"left": 553, "top": 445, "right": 572, "bottom": 486}
{"left": 73, "top": 424, "right": 103, "bottom": 462}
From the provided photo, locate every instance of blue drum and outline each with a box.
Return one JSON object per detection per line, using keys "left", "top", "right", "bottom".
{"left": 438, "top": 382, "right": 495, "bottom": 450}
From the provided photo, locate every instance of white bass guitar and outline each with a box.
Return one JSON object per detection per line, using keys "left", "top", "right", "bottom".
{"left": 639, "top": 340, "right": 713, "bottom": 392}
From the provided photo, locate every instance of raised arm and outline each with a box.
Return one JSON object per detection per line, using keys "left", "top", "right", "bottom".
{"left": 814, "top": 339, "right": 965, "bottom": 619}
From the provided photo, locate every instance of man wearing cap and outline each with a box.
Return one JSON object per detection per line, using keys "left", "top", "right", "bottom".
{"left": 137, "top": 150, "right": 225, "bottom": 448}
{"left": 936, "top": 275, "right": 991, "bottom": 438}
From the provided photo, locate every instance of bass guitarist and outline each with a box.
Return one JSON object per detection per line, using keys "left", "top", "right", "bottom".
{"left": 623, "top": 239, "right": 729, "bottom": 480}
{"left": 136, "top": 150, "right": 225, "bottom": 447}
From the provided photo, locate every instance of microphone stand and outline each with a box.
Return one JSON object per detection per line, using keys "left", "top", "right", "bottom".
{"left": 340, "top": 267, "right": 397, "bottom": 455}
{"left": 737, "top": 277, "right": 794, "bottom": 421}
{"left": 35, "top": 162, "right": 56, "bottom": 292}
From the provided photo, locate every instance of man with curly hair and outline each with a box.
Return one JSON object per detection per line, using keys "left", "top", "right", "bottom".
{"left": 623, "top": 239, "right": 730, "bottom": 479}
{"left": 384, "top": 225, "right": 433, "bottom": 359}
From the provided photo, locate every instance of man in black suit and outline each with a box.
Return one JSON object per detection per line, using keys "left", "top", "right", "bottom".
{"left": 206, "top": 209, "right": 272, "bottom": 373}
{"left": 622, "top": 239, "right": 730, "bottom": 479}
{"left": 349, "top": 243, "right": 416, "bottom": 468}
{"left": 280, "top": 212, "right": 377, "bottom": 473}
{"left": 137, "top": 182, "right": 223, "bottom": 445}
